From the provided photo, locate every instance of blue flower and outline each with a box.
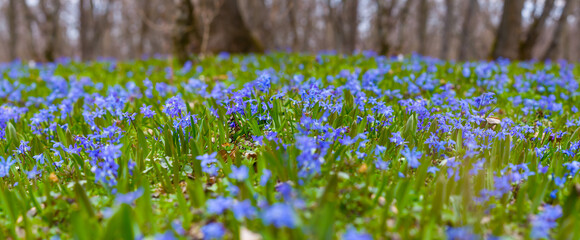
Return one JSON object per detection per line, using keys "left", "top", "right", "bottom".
{"left": 252, "top": 135, "right": 264, "bottom": 146}
{"left": 401, "top": 147, "right": 422, "bottom": 169}
{"left": 339, "top": 135, "right": 358, "bottom": 146}
{"left": 0, "top": 156, "right": 16, "bottom": 178}
{"left": 16, "top": 140, "right": 31, "bottom": 154}
{"left": 446, "top": 157, "right": 461, "bottom": 181}
{"left": 262, "top": 203, "right": 296, "bottom": 228}
{"left": 140, "top": 104, "right": 156, "bottom": 118}
{"left": 154, "top": 231, "right": 177, "bottom": 240}
{"left": 115, "top": 188, "right": 144, "bottom": 205}
{"left": 530, "top": 205, "right": 562, "bottom": 239}
{"left": 260, "top": 169, "right": 271, "bottom": 186}
{"left": 425, "top": 134, "right": 449, "bottom": 153}
{"left": 197, "top": 152, "right": 220, "bottom": 176}
{"left": 33, "top": 153, "right": 45, "bottom": 164}
{"left": 227, "top": 184, "right": 240, "bottom": 196}
{"left": 550, "top": 189, "right": 558, "bottom": 199}
{"left": 554, "top": 176, "right": 566, "bottom": 187}
{"left": 564, "top": 161, "right": 580, "bottom": 176}
{"left": 197, "top": 152, "right": 218, "bottom": 163}
{"left": 294, "top": 135, "right": 324, "bottom": 176}
{"left": 99, "top": 144, "right": 123, "bottom": 160}
{"left": 342, "top": 227, "right": 373, "bottom": 240}
{"left": 255, "top": 73, "right": 272, "bottom": 93}
{"left": 26, "top": 166, "right": 42, "bottom": 179}
{"left": 276, "top": 182, "right": 295, "bottom": 200}
{"left": 538, "top": 163, "right": 549, "bottom": 174}
{"left": 162, "top": 96, "right": 186, "bottom": 118}
{"left": 206, "top": 197, "right": 232, "bottom": 215}
{"left": 374, "top": 159, "right": 389, "bottom": 170}
{"left": 389, "top": 132, "right": 406, "bottom": 146}
{"left": 472, "top": 92, "right": 496, "bottom": 109}
{"left": 171, "top": 220, "right": 186, "bottom": 236}
{"left": 427, "top": 166, "right": 439, "bottom": 174}
{"left": 446, "top": 226, "right": 478, "bottom": 240}
{"left": 462, "top": 66, "right": 471, "bottom": 78}
{"left": 374, "top": 145, "right": 386, "bottom": 156}
{"left": 229, "top": 165, "right": 249, "bottom": 181}
{"left": 490, "top": 174, "right": 511, "bottom": 198}
{"left": 232, "top": 200, "right": 256, "bottom": 220}
{"left": 201, "top": 222, "right": 225, "bottom": 240}
{"left": 469, "top": 159, "right": 485, "bottom": 175}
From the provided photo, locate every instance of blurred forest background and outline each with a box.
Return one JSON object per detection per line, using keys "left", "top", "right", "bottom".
{"left": 0, "top": 0, "right": 578, "bottom": 63}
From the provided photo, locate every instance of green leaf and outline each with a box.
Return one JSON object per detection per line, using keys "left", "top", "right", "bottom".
{"left": 73, "top": 182, "right": 95, "bottom": 218}
{"left": 102, "top": 205, "right": 134, "bottom": 240}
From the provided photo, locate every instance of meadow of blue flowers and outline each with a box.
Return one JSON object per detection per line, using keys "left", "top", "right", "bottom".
{"left": 0, "top": 53, "right": 579, "bottom": 239}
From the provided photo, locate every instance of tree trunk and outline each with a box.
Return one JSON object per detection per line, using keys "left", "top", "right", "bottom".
{"left": 542, "top": 0, "right": 574, "bottom": 60}
{"left": 458, "top": 0, "right": 478, "bottom": 61}
{"left": 342, "top": 0, "right": 358, "bottom": 54}
{"left": 287, "top": 0, "right": 299, "bottom": 51}
{"left": 79, "top": 0, "right": 89, "bottom": 61}
{"left": 417, "top": 0, "right": 429, "bottom": 56}
{"left": 40, "top": 0, "right": 62, "bottom": 62}
{"left": 89, "top": 0, "right": 114, "bottom": 59}
{"left": 7, "top": 0, "right": 18, "bottom": 60}
{"left": 440, "top": 0, "right": 454, "bottom": 59}
{"left": 238, "top": 0, "right": 273, "bottom": 50}
{"left": 376, "top": 1, "right": 388, "bottom": 55}
{"left": 375, "top": 0, "right": 400, "bottom": 55}
{"left": 20, "top": 0, "right": 40, "bottom": 60}
{"left": 301, "top": 0, "right": 314, "bottom": 51}
{"left": 326, "top": 0, "right": 339, "bottom": 51}
{"left": 396, "top": 0, "right": 414, "bottom": 53}
{"left": 206, "top": 0, "right": 264, "bottom": 53}
{"left": 171, "top": 0, "right": 197, "bottom": 63}
{"left": 491, "top": 0, "right": 524, "bottom": 59}
{"left": 78, "top": 0, "right": 113, "bottom": 61}
{"left": 139, "top": 0, "right": 152, "bottom": 57}
{"left": 518, "top": 0, "right": 555, "bottom": 60}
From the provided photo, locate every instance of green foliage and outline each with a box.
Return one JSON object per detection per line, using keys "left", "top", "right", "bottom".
{"left": 0, "top": 54, "right": 579, "bottom": 239}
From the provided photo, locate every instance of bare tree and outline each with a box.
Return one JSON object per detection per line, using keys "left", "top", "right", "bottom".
{"left": 205, "top": 0, "right": 264, "bottom": 53}
{"left": 300, "top": 0, "right": 315, "bottom": 51}
{"left": 375, "top": 0, "right": 398, "bottom": 55}
{"left": 39, "top": 0, "right": 62, "bottom": 62}
{"left": 396, "top": 0, "right": 414, "bottom": 53}
{"left": 325, "top": 0, "right": 337, "bottom": 50}
{"left": 20, "top": 0, "right": 40, "bottom": 60}
{"left": 542, "top": 0, "right": 574, "bottom": 60}
{"left": 138, "top": 0, "right": 152, "bottom": 57}
{"left": 287, "top": 0, "right": 299, "bottom": 51}
{"left": 491, "top": 0, "right": 524, "bottom": 59}
{"left": 238, "top": 0, "right": 275, "bottom": 49}
{"left": 343, "top": 0, "right": 358, "bottom": 54}
{"left": 79, "top": 0, "right": 115, "bottom": 61}
{"left": 4, "top": 0, "right": 580, "bottom": 62}
{"left": 376, "top": 0, "right": 437, "bottom": 56}
{"left": 326, "top": 0, "right": 359, "bottom": 54}
{"left": 93, "top": 0, "right": 115, "bottom": 59}
{"left": 518, "top": 0, "right": 555, "bottom": 60}
{"left": 79, "top": 0, "right": 89, "bottom": 61}
{"left": 417, "top": 0, "right": 429, "bottom": 55}
{"left": 7, "top": 0, "right": 18, "bottom": 60}
{"left": 199, "top": 0, "right": 225, "bottom": 55}
{"left": 136, "top": 0, "right": 175, "bottom": 57}
{"left": 440, "top": 0, "right": 454, "bottom": 59}
{"left": 172, "top": 0, "right": 198, "bottom": 63}
{"left": 458, "top": 0, "right": 478, "bottom": 61}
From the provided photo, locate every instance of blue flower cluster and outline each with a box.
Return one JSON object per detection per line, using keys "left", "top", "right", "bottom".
{"left": 1, "top": 54, "right": 579, "bottom": 239}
